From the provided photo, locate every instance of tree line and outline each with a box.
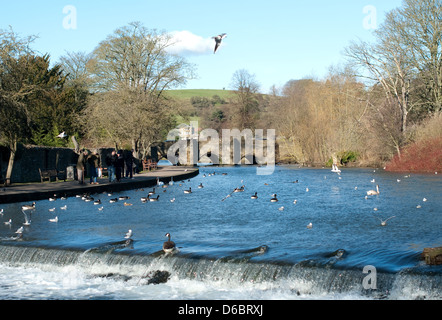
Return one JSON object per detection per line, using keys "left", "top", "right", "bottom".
{"left": 191, "top": 0, "right": 441, "bottom": 166}
{"left": 1, "top": 0, "right": 441, "bottom": 185}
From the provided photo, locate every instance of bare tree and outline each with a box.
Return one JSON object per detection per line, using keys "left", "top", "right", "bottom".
{"left": 230, "top": 69, "right": 260, "bottom": 130}
{"left": 90, "top": 22, "right": 196, "bottom": 95}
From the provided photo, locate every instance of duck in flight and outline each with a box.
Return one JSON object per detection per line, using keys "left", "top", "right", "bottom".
{"left": 212, "top": 33, "right": 227, "bottom": 54}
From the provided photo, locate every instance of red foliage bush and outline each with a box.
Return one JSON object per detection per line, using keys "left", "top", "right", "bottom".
{"left": 385, "top": 137, "right": 442, "bottom": 173}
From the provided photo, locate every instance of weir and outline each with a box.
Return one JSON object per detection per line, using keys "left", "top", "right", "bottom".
{"left": 0, "top": 244, "right": 439, "bottom": 299}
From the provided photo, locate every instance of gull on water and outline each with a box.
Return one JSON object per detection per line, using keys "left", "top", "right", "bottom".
{"left": 124, "top": 229, "right": 133, "bottom": 239}
{"left": 377, "top": 216, "right": 396, "bottom": 226}
{"left": 49, "top": 216, "right": 58, "bottom": 223}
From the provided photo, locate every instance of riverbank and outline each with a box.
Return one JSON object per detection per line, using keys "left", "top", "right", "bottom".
{"left": 0, "top": 166, "right": 199, "bottom": 204}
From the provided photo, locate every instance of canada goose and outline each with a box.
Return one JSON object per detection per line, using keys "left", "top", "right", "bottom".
{"left": 367, "top": 185, "right": 380, "bottom": 196}
{"left": 94, "top": 199, "right": 102, "bottom": 205}
{"left": 119, "top": 196, "right": 130, "bottom": 201}
{"left": 234, "top": 185, "right": 245, "bottom": 192}
{"left": 149, "top": 195, "right": 160, "bottom": 202}
{"left": 148, "top": 188, "right": 156, "bottom": 196}
{"left": 163, "top": 233, "right": 176, "bottom": 253}
{"left": 141, "top": 196, "right": 148, "bottom": 203}
{"left": 109, "top": 198, "right": 118, "bottom": 203}
{"left": 184, "top": 187, "right": 192, "bottom": 194}
{"left": 251, "top": 192, "right": 258, "bottom": 199}
{"left": 22, "top": 202, "right": 36, "bottom": 211}
{"left": 198, "top": 183, "right": 204, "bottom": 189}
{"left": 270, "top": 194, "right": 278, "bottom": 202}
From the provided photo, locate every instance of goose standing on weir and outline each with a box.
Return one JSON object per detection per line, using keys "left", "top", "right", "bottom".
{"left": 163, "top": 233, "right": 176, "bottom": 253}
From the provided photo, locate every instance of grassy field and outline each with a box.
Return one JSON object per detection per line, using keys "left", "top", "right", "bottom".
{"left": 166, "top": 89, "right": 235, "bottom": 101}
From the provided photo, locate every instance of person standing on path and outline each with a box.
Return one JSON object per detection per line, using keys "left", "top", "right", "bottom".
{"left": 87, "top": 151, "right": 100, "bottom": 184}
{"left": 76, "top": 149, "right": 88, "bottom": 185}
{"left": 105, "top": 150, "right": 118, "bottom": 183}
{"left": 125, "top": 149, "right": 134, "bottom": 179}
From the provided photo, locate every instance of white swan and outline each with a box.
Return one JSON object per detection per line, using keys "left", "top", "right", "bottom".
{"left": 367, "top": 185, "right": 380, "bottom": 196}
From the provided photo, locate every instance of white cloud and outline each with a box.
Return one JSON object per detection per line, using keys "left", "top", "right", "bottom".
{"left": 166, "top": 30, "right": 214, "bottom": 56}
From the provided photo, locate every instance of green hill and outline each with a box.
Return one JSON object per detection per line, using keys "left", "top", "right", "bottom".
{"left": 166, "top": 89, "right": 235, "bottom": 101}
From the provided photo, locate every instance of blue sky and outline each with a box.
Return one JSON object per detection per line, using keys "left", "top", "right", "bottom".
{"left": 0, "top": 0, "right": 403, "bottom": 93}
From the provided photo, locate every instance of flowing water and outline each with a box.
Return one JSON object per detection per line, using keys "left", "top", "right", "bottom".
{"left": 0, "top": 166, "right": 440, "bottom": 300}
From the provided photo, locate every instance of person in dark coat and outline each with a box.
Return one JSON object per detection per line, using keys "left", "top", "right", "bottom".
{"left": 115, "top": 150, "right": 124, "bottom": 182}
{"left": 87, "top": 151, "right": 100, "bottom": 184}
{"left": 76, "top": 149, "right": 88, "bottom": 184}
{"left": 106, "top": 150, "right": 118, "bottom": 183}
{"left": 125, "top": 149, "right": 134, "bottom": 179}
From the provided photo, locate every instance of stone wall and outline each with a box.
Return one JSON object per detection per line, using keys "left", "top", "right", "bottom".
{"left": 0, "top": 145, "right": 79, "bottom": 183}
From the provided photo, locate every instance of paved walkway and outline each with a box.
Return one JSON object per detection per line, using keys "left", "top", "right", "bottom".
{"left": 0, "top": 166, "right": 199, "bottom": 204}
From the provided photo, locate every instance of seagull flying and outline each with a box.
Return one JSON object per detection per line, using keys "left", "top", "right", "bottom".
{"left": 57, "top": 131, "right": 68, "bottom": 138}
{"left": 212, "top": 33, "right": 227, "bottom": 54}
